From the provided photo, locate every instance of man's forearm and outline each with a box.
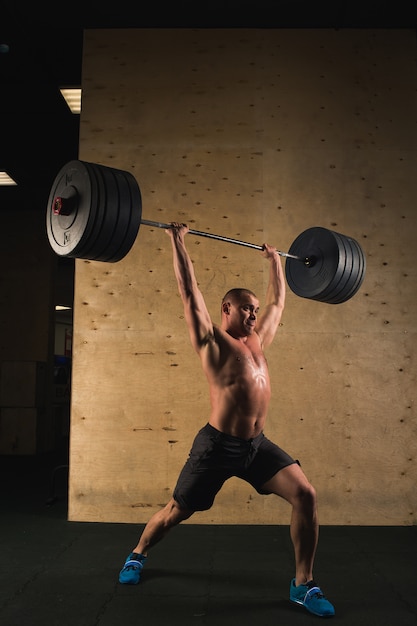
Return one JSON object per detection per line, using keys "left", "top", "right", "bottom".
{"left": 170, "top": 234, "right": 198, "bottom": 300}
{"left": 266, "top": 252, "right": 286, "bottom": 310}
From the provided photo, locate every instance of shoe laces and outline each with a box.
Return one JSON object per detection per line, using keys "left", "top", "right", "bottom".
{"left": 305, "top": 581, "right": 325, "bottom": 600}
{"left": 123, "top": 559, "right": 143, "bottom": 571}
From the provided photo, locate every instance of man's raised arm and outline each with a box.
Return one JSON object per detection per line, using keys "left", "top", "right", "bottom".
{"left": 256, "top": 243, "right": 286, "bottom": 349}
{"left": 166, "top": 223, "right": 214, "bottom": 354}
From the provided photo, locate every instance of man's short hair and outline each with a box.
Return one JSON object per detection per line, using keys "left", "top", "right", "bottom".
{"left": 221, "top": 288, "right": 257, "bottom": 304}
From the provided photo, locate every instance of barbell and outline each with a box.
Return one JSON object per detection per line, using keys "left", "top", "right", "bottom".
{"left": 45, "top": 160, "right": 366, "bottom": 305}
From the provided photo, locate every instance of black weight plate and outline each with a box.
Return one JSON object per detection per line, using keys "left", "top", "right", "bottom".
{"left": 347, "top": 238, "right": 366, "bottom": 297}
{"left": 84, "top": 163, "right": 122, "bottom": 261}
{"left": 313, "top": 230, "right": 351, "bottom": 303}
{"left": 331, "top": 236, "right": 366, "bottom": 304}
{"left": 322, "top": 233, "right": 356, "bottom": 304}
{"left": 46, "top": 160, "right": 100, "bottom": 257}
{"left": 70, "top": 161, "right": 109, "bottom": 260}
{"left": 99, "top": 168, "right": 142, "bottom": 263}
{"left": 325, "top": 237, "right": 358, "bottom": 304}
{"left": 73, "top": 162, "right": 141, "bottom": 262}
{"left": 316, "top": 231, "right": 359, "bottom": 304}
{"left": 285, "top": 227, "right": 344, "bottom": 301}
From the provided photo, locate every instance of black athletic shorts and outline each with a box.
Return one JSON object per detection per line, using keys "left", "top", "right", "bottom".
{"left": 173, "top": 423, "right": 298, "bottom": 511}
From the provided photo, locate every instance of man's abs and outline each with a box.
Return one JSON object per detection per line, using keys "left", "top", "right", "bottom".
{"left": 208, "top": 380, "right": 271, "bottom": 439}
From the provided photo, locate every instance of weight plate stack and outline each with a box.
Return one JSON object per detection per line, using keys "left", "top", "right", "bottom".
{"left": 285, "top": 227, "right": 366, "bottom": 304}
{"left": 46, "top": 160, "right": 142, "bottom": 262}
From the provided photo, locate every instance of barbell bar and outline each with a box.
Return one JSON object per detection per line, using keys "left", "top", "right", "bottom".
{"left": 46, "top": 160, "right": 366, "bottom": 304}
{"left": 139, "top": 219, "right": 304, "bottom": 262}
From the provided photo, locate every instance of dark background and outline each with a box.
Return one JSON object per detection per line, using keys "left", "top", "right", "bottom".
{"left": 1, "top": 2, "right": 417, "bottom": 216}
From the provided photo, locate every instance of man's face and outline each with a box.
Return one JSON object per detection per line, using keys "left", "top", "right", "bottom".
{"left": 223, "top": 293, "right": 260, "bottom": 337}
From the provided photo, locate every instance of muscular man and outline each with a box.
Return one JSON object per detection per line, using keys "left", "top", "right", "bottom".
{"left": 119, "top": 223, "right": 335, "bottom": 618}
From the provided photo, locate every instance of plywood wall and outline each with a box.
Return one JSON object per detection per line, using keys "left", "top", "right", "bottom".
{"left": 68, "top": 29, "right": 417, "bottom": 525}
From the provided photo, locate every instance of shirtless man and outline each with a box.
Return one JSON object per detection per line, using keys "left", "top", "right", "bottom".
{"left": 119, "top": 223, "right": 335, "bottom": 618}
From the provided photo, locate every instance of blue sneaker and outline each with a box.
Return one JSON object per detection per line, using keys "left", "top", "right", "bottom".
{"left": 119, "top": 552, "right": 147, "bottom": 584}
{"left": 290, "top": 578, "right": 335, "bottom": 617}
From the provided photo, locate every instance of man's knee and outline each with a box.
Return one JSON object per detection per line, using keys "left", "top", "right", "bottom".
{"left": 164, "top": 498, "right": 194, "bottom": 524}
{"left": 295, "top": 481, "right": 317, "bottom": 510}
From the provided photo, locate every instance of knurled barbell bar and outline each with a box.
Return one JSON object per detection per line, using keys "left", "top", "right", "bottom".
{"left": 45, "top": 160, "right": 366, "bottom": 304}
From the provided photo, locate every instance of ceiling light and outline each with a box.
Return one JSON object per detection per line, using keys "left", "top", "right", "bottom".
{"left": 60, "top": 88, "right": 82, "bottom": 114}
{"left": 0, "top": 171, "right": 17, "bottom": 185}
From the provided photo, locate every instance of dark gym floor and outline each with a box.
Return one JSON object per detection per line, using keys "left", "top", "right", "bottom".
{"left": 1, "top": 449, "right": 416, "bottom": 626}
